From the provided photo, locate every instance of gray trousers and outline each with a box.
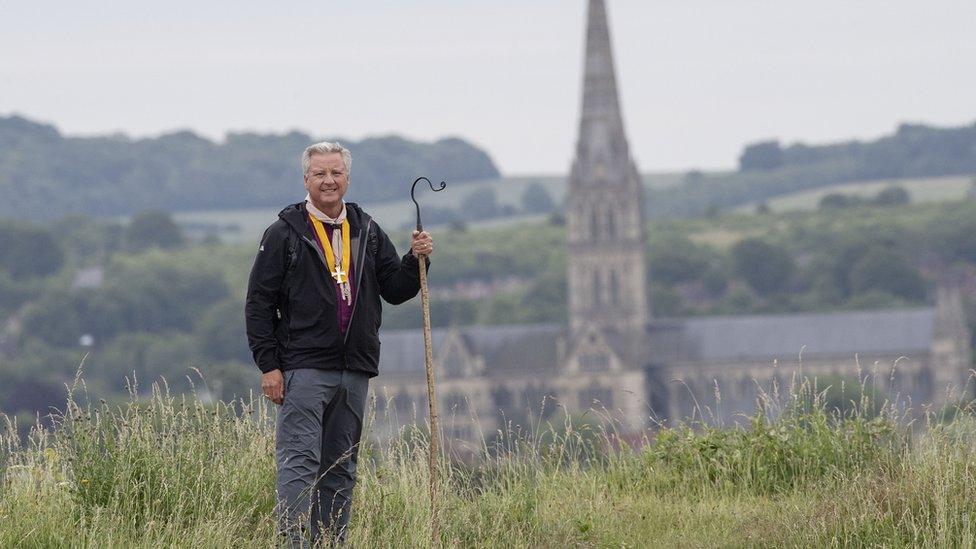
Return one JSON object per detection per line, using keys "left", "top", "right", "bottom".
{"left": 276, "top": 368, "right": 369, "bottom": 546}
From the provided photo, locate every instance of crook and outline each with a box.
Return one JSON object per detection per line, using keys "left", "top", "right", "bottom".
{"left": 410, "top": 177, "right": 447, "bottom": 232}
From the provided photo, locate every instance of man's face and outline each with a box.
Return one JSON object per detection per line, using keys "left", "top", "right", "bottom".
{"left": 304, "top": 152, "right": 349, "bottom": 213}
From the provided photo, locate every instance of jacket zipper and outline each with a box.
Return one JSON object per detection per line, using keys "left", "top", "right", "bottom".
{"left": 344, "top": 218, "right": 372, "bottom": 346}
{"left": 299, "top": 234, "right": 334, "bottom": 295}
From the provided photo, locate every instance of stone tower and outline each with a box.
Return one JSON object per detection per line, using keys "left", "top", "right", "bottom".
{"left": 566, "top": 0, "right": 649, "bottom": 332}
{"left": 930, "top": 284, "right": 973, "bottom": 403}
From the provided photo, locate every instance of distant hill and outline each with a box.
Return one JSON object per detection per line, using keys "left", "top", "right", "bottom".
{"left": 735, "top": 175, "right": 973, "bottom": 214}
{"left": 170, "top": 172, "right": 691, "bottom": 244}
{"left": 0, "top": 115, "right": 500, "bottom": 218}
{"left": 647, "top": 121, "right": 976, "bottom": 217}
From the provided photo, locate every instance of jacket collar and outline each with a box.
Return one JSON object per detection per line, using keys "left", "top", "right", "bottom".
{"left": 279, "top": 201, "right": 369, "bottom": 236}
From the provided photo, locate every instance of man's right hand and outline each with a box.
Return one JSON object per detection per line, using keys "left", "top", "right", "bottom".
{"left": 262, "top": 369, "right": 285, "bottom": 405}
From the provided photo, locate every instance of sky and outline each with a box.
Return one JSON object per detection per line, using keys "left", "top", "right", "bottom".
{"left": 2, "top": 0, "right": 975, "bottom": 174}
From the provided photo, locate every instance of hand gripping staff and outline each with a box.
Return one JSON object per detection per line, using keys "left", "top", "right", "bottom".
{"left": 411, "top": 176, "right": 446, "bottom": 546}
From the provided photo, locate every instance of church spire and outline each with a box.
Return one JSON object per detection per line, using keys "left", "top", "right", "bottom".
{"left": 566, "top": 0, "right": 649, "bottom": 332}
{"left": 580, "top": 0, "right": 624, "bottom": 148}
{"left": 575, "top": 0, "right": 631, "bottom": 181}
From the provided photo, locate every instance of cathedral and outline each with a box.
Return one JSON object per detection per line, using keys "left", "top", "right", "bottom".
{"left": 370, "top": 0, "right": 972, "bottom": 442}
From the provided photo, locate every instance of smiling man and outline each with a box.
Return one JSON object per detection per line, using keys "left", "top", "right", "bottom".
{"left": 245, "top": 141, "right": 433, "bottom": 546}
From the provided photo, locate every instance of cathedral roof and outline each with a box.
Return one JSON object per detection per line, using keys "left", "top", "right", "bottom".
{"left": 377, "top": 307, "right": 940, "bottom": 379}
{"left": 475, "top": 324, "right": 562, "bottom": 375}
{"left": 658, "top": 308, "right": 936, "bottom": 363}
{"left": 377, "top": 323, "right": 561, "bottom": 378}
{"left": 377, "top": 327, "right": 448, "bottom": 377}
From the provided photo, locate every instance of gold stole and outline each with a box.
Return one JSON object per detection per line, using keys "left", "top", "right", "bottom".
{"left": 308, "top": 214, "right": 351, "bottom": 284}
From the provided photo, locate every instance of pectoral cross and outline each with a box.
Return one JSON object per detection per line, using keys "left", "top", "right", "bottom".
{"left": 331, "top": 265, "right": 347, "bottom": 284}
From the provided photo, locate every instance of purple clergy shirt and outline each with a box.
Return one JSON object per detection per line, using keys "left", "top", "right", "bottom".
{"left": 312, "top": 222, "right": 357, "bottom": 334}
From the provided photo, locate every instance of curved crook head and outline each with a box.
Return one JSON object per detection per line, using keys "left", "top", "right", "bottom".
{"left": 410, "top": 177, "right": 447, "bottom": 232}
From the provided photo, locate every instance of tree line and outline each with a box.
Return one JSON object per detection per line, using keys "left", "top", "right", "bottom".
{"left": 2, "top": 182, "right": 975, "bottom": 425}
{"left": 0, "top": 115, "right": 500, "bottom": 219}
{"left": 647, "top": 121, "right": 976, "bottom": 217}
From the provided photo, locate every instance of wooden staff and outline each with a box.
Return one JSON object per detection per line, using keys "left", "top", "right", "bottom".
{"left": 410, "top": 176, "right": 446, "bottom": 546}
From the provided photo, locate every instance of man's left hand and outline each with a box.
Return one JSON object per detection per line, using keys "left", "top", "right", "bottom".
{"left": 410, "top": 230, "right": 434, "bottom": 257}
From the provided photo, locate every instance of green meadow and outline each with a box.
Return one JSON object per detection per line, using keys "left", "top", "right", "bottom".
{"left": 3, "top": 372, "right": 976, "bottom": 548}
{"left": 169, "top": 172, "right": 687, "bottom": 244}
{"left": 736, "top": 175, "right": 973, "bottom": 214}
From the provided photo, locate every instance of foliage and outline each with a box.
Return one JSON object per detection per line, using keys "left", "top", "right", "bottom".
{"left": 738, "top": 140, "right": 783, "bottom": 171}
{"left": 849, "top": 248, "right": 927, "bottom": 302}
{"left": 1, "top": 198, "right": 970, "bottom": 420}
{"left": 929, "top": 210, "right": 976, "bottom": 264}
{"left": 520, "top": 182, "right": 556, "bottom": 213}
{"left": 648, "top": 121, "right": 976, "bottom": 217}
{"left": 460, "top": 187, "right": 500, "bottom": 219}
{"left": 0, "top": 370, "right": 65, "bottom": 424}
{"left": 20, "top": 257, "right": 229, "bottom": 347}
{"left": 0, "top": 115, "right": 500, "bottom": 219}
{"left": 649, "top": 234, "right": 715, "bottom": 285}
{"left": 7, "top": 374, "right": 976, "bottom": 545}
{"left": 730, "top": 238, "right": 796, "bottom": 296}
{"left": 193, "top": 299, "right": 251, "bottom": 363}
{"left": 458, "top": 187, "right": 518, "bottom": 220}
{"left": 123, "top": 210, "right": 185, "bottom": 252}
{"left": 874, "top": 185, "right": 911, "bottom": 206}
{"left": 818, "top": 184, "right": 912, "bottom": 210}
{"left": 819, "top": 192, "right": 862, "bottom": 209}
{"left": 519, "top": 265, "right": 568, "bottom": 322}
{"left": 0, "top": 271, "right": 43, "bottom": 316}
{"left": 92, "top": 332, "right": 198, "bottom": 393}
{"left": 420, "top": 206, "right": 462, "bottom": 226}
{"left": 650, "top": 285, "right": 685, "bottom": 317}
{"left": 0, "top": 219, "right": 64, "bottom": 280}
{"left": 198, "top": 360, "right": 259, "bottom": 401}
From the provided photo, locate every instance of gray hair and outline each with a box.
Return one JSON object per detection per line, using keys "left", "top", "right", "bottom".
{"left": 302, "top": 141, "right": 352, "bottom": 176}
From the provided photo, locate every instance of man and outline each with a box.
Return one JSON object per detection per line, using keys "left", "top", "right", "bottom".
{"left": 245, "top": 141, "right": 433, "bottom": 546}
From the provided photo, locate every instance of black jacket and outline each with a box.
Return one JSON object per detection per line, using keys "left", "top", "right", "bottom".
{"left": 245, "top": 201, "right": 426, "bottom": 377}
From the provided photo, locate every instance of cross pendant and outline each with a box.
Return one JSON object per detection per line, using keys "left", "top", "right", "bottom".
{"left": 331, "top": 265, "right": 347, "bottom": 284}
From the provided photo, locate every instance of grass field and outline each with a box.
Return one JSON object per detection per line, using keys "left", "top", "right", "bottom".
{"left": 171, "top": 176, "right": 565, "bottom": 245}
{"left": 3, "top": 373, "right": 976, "bottom": 547}
{"left": 172, "top": 172, "right": 973, "bottom": 246}
{"left": 171, "top": 172, "right": 687, "bottom": 244}
{"left": 736, "top": 175, "right": 974, "bottom": 214}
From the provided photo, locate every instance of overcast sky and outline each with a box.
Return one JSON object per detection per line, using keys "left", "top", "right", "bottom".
{"left": 2, "top": 1, "right": 974, "bottom": 174}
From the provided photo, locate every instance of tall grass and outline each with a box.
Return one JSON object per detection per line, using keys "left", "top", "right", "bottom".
{"left": 1, "top": 371, "right": 975, "bottom": 547}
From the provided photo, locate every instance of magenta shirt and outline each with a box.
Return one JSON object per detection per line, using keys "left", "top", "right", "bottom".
{"left": 310, "top": 222, "right": 357, "bottom": 334}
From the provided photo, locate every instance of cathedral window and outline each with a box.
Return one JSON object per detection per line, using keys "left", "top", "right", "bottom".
{"left": 591, "top": 205, "right": 602, "bottom": 241}
{"left": 579, "top": 352, "right": 610, "bottom": 371}
{"left": 606, "top": 206, "right": 616, "bottom": 239}
{"left": 592, "top": 271, "right": 602, "bottom": 306}
{"left": 609, "top": 270, "right": 620, "bottom": 305}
